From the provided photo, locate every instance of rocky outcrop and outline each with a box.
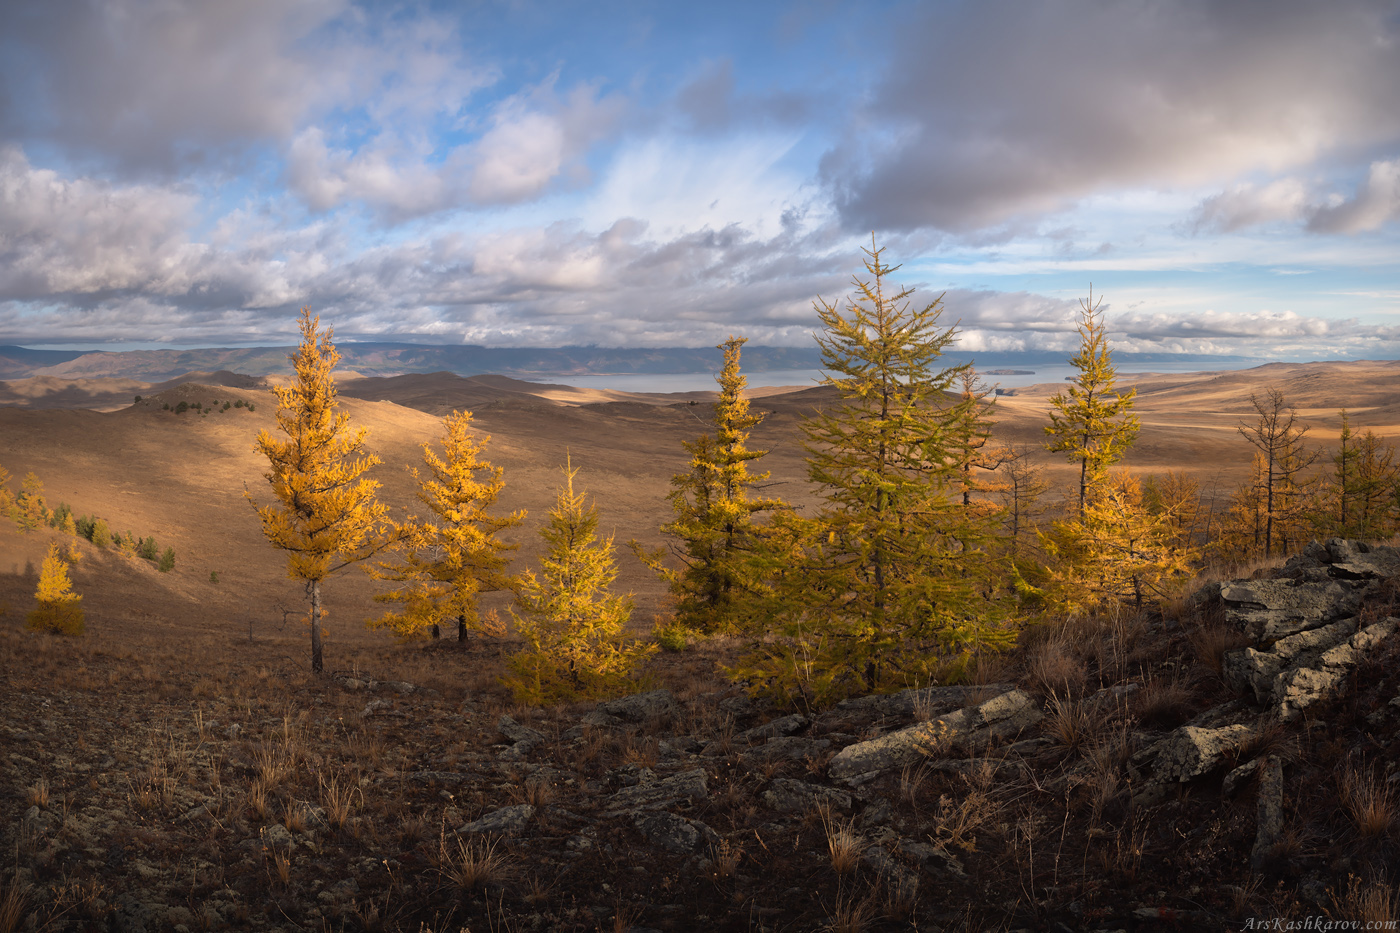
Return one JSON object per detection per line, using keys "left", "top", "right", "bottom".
{"left": 827, "top": 688, "right": 1042, "bottom": 783}
{"left": 1219, "top": 538, "right": 1400, "bottom": 720}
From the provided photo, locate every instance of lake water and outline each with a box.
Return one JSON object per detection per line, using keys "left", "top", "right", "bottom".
{"left": 539, "top": 359, "right": 1268, "bottom": 395}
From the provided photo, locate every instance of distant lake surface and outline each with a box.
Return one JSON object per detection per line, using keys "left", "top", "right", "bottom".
{"left": 536, "top": 359, "right": 1269, "bottom": 395}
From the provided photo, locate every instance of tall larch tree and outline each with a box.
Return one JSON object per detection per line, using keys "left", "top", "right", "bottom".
{"left": 370, "top": 410, "right": 523, "bottom": 642}
{"left": 633, "top": 336, "right": 788, "bottom": 633}
{"left": 1044, "top": 290, "right": 1139, "bottom": 516}
{"left": 506, "top": 459, "right": 652, "bottom": 702}
{"left": 249, "top": 307, "right": 391, "bottom": 674}
{"left": 746, "top": 239, "right": 1010, "bottom": 703}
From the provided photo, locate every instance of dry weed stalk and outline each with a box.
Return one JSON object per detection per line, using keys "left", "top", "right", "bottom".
{"left": 0, "top": 874, "right": 29, "bottom": 933}
{"left": 883, "top": 875, "right": 919, "bottom": 922}
{"left": 25, "top": 778, "right": 49, "bottom": 809}
{"left": 825, "top": 893, "right": 876, "bottom": 933}
{"left": 1188, "top": 621, "right": 1250, "bottom": 675}
{"left": 1043, "top": 692, "right": 1099, "bottom": 753}
{"left": 1334, "top": 874, "right": 1398, "bottom": 924}
{"left": 707, "top": 839, "right": 742, "bottom": 880}
{"left": 1028, "top": 639, "right": 1085, "bottom": 697}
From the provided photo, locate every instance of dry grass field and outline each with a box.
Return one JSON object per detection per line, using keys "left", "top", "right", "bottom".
{"left": 2, "top": 358, "right": 1400, "bottom": 932}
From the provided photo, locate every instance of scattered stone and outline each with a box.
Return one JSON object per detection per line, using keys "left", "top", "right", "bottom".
{"left": 261, "top": 823, "right": 296, "bottom": 849}
{"left": 458, "top": 804, "right": 535, "bottom": 836}
{"left": 585, "top": 690, "right": 679, "bottom": 727}
{"left": 828, "top": 689, "right": 1042, "bottom": 782}
{"left": 835, "top": 684, "right": 1013, "bottom": 721}
{"left": 408, "top": 770, "right": 469, "bottom": 786}
{"left": 631, "top": 811, "right": 715, "bottom": 854}
{"left": 362, "top": 698, "right": 393, "bottom": 718}
{"left": 605, "top": 769, "right": 708, "bottom": 813}
{"left": 1153, "top": 724, "right": 1254, "bottom": 783}
{"left": 861, "top": 844, "right": 918, "bottom": 890}
{"left": 738, "top": 713, "right": 808, "bottom": 743}
{"left": 740, "top": 736, "right": 830, "bottom": 766}
{"left": 498, "top": 714, "right": 546, "bottom": 747}
{"left": 760, "top": 778, "right": 852, "bottom": 813}
{"left": 1222, "top": 758, "right": 1259, "bottom": 798}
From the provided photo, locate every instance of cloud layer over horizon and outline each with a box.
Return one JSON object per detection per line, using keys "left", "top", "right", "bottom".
{"left": 2, "top": 0, "right": 1399, "bottom": 360}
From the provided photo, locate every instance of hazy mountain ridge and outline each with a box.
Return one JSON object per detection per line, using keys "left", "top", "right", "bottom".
{"left": 0, "top": 343, "right": 1270, "bottom": 382}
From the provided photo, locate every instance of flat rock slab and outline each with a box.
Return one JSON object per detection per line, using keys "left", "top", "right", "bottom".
{"left": 1219, "top": 579, "right": 1353, "bottom": 640}
{"left": 498, "top": 714, "right": 546, "bottom": 747}
{"left": 760, "top": 778, "right": 853, "bottom": 813}
{"left": 605, "top": 769, "right": 708, "bottom": 813}
{"left": 827, "top": 689, "right": 1042, "bottom": 782}
{"left": 458, "top": 804, "right": 535, "bottom": 835}
{"left": 740, "top": 736, "right": 830, "bottom": 766}
{"left": 1153, "top": 724, "right": 1254, "bottom": 783}
{"left": 738, "top": 713, "right": 808, "bottom": 743}
{"left": 834, "top": 684, "right": 1015, "bottom": 721}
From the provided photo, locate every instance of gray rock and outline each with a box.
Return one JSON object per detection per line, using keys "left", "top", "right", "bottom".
{"left": 497, "top": 714, "right": 546, "bottom": 747}
{"left": 740, "top": 736, "right": 831, "bottom": 766}
{"left": 1322, "top": 538, "right": 1400, "bottom": 579}
{"left": 632, "top": 811, "right": 713, "bottom": 854}
{"left": 1222, "top": 758, "right": 1259, "bottom": 798}
{"left": 827, "top": 689, "right": 1042, "bottom": 782}
{"left": 861, "top": 845, "right": 918, "bottom": 890}
{"left": 1152, "top": 724, "right": 1254, "bottom": 783}
{"left": 408, "top": 770, "right": 468, "bottom": 786}
{"left": 835, "top": 684, "right": 1013, "bottom": 720}
{"left": 738, "top": 713, "right": 808, "bottom": 743}
{"left": 1273, "top": 617, "right": 1397, "bottom": 720}
{"left": 1251, "top": 756, "right": 1285, "bottom": 871}
{"left": 261, "top": 823, "right": 296, "bottom": 849}
{"left": 361, "top": 698, "right": 393, "bottom": 718}
{"left": 1223, "top": 617, "right": 1358, "bottom": 702}
{"left": 588, "top": 690, "right": 679, "bottom": 727}
{"left": 760, "top": 778, "right": 852, "bottom": 813}
{"left": 458, "top": 804, "right": 535, "bottom": 835}
{"left": 1219, "top": 578, "right": 1354, "bottom": 640}
{"left": 605, "top": 769, "right": 708, "bottom": 813}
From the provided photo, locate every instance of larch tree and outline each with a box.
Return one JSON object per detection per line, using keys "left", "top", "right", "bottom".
{"left": 28, "top": 541, "right": 84, "bottom": 635}
{"left": 1044, "top": 290, "right": 1139, "bottom": 516}
{"left": 632, "top": 336, "right": 788, "bottom": 633}
{"left": 748, "top": 239, "right": 1011, "bottom": 703}
{"left": 248, "top": 307, "right": 391, "bottom": 674}
{"left": 370, "top": 409, "right": 523, "bottom": 642}
{"left": 1237, "top": 388, "right": 1317, "bottom": 558}
{"left": 506, "top": 459, "right": 653, "bottom": 702}
{"left": 950, "top": 369, "right": 1014, "bottom": 515}
{"left": 1353, "top": 429, "right": 1399, "bottom": 539}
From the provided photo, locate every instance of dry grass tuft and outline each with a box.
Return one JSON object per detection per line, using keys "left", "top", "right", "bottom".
{"left": 707, "top": 839, "right": 742, "bottom": 880}
{"left": 0, "top": 874, "right": 29, "bottom": 933}
{"left": 1132, "top": 671, "right": 1196, "bottom": 728}
{"left": 823, "top": 815, "right": 866, "bottom": 875}
{"left": 1027, "top": 638, "right": 1086, "bottom": 697}
{"left": 440, "top": 835, "right": 511, "bottom": 891}
{"left": 320, "top": 773, "right": 361, "bottom": 830}
{"left": 1342, "top": 768, "right": 1397, "bottom": 843}
{"left": 25, "top": 777, "right": 49, "bottom": 808}
{"left": 1043, "top": 692, "right": 1099, "bottom": 753}
{"left": 825, "top": 894, "right": 876, "bottom": 933}
{"left": 1334, "top": 874, "right": 1398, "bottom": 924}
{"left": 1188, "top": 621, "right": 1251, "bottom": 675}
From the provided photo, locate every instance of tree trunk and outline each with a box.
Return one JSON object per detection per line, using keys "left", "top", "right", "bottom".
{"left": 309, "top": 579, "right": 323, "bottom": 674}
{"left": 457, "top": 613, "right": 468, "bottom": 642}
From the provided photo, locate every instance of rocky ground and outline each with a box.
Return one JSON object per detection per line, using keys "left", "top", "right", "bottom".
{"left": 4, "top": 540, "right": 1400, "bottom": 932}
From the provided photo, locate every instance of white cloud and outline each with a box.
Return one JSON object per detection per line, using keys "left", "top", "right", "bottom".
{"left": 1191, "top": 178, "right": 1312, "bottom": 232}
{"left": 1308, "top": 159, "right": 1400, "bottom": 233}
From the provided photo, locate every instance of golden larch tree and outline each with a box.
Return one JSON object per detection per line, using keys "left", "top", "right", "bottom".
{"left": 506, "top": 459, "right": 653, "bottom": 702}
{"left": 28, "top": 541, "right": 84, "bottom": 635}
{"left": 248, "top": 307, "right": 391, "bottom": 673}
{"left": 633, "top": 336, "right": 788, "bottom": 633}
{"left": 370, "top": 409, "right": 523, "bottom": 641}
{"left": 1044, "top": 290, "right": 1139, "bottom": 516}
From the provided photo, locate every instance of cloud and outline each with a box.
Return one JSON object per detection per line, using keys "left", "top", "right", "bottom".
{"left": 1308, "top": 160, "right": 1400, "bottom": 233}
{"left": 285, "top": 79, "right": 625, "bottom": 217}
{"left": 0, "top": 0, "right": 490, "bottom": 176}
{"left": 674, "top": 59, "right": 810, "bottom": 134}
{"left": 821, "top": 0, "right": 1400, "bottom": 234}
{"left": 1190, "top": 179, "right": 1312, "bottom": 233}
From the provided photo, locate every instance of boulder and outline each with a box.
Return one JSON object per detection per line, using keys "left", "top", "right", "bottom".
{"left": 1219, "top": 578, "right": 1354, "bottom": 640}
{"left": 632, "top": 811, "right": 716, "bottom": 854}
{"left": 827, "top": 689, "right": 1042, "bottom": 783}
{"left": 740, "top": 736, "right": 830, "bottom": 766}
{"left": 1251, "top": 756, "right": 1285, "bottom": 871}
{"left": 738, "top": 714, "right": 808, "bottom": 743}
{"left": 1152, "top": 724, "right": 1254, "bottom": 783}
{"left": 497, "top": 714, "right": 546, "bottom": 747}
{"left": 1222, "top": 617, "right": 1357, "bottom": 701}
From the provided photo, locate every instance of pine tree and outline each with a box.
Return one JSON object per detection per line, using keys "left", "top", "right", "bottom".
{"left": 633, "top": 336, "right": 788, "bottom": 633}
{"left": 1044, "top": 290, "right": 1139, "bottom": 516}
{"left": 158, "top": 547, "right": 175, "bottom": 572}
{"left": 28, "top": 542, "right": 84, "bottom": 635}
{"left": 370, "top": 410, "right": 523, "bottom": 641}
{"left": 749, "top": 240, "right": 1011, "bottom": 702}
{"left": 248, "top": 307, "right": 392, "bottom": 673}
{"left": 505, "top": 459, "right": 652, "bottom": 702}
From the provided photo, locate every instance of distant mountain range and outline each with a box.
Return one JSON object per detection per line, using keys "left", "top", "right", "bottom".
{"left": 0, "top": 343, "right": 1268, "bottom": 382}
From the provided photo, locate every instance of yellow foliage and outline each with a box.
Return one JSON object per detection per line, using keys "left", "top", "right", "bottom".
{"left": 248, "top": 307, "right": 391, "bottom": 673}
{"left": 370, "top": 410, "right": 523, "bottom": 641}
{"left": 28, "top": 542, "right": 84, "bottom": 635}
{"left": 505, "top": 460, "right": 654, "bottom": 703}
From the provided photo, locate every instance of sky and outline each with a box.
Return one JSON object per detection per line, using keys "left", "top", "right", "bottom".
{"left": 2, "top": 0, "right": 1400, "bottom": 360}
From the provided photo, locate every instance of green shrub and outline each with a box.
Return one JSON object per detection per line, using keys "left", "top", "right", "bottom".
{"left": 134, "top": 395, "right": 142, "bottom": 404}
{"left": 209, "top": 570, "right": 219, "bottom": 584}
{"left": 175, "top": 401, "right": 188, "bottom": 414}
{"left": 90, "top": 519, "right": 111, "bottom": 549}
{"left": 138, "top": 536, "right": 158, "bottom": 561}
{"left": 158, "top": 547, "right": 175, "bottom": 572}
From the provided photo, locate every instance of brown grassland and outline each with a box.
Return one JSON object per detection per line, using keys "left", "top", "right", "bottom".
{"left": 2, "top": 359, "right": 1400, "bottom": 931}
